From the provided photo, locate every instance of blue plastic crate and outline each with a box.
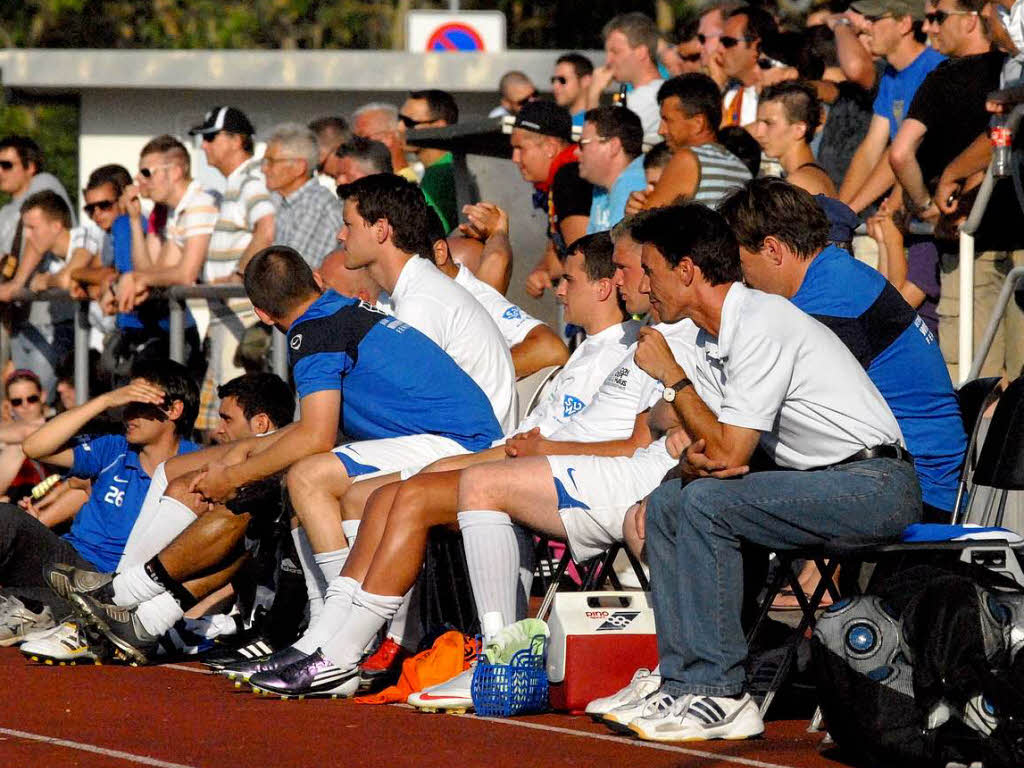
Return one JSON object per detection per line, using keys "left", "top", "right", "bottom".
{"left": 470, "top": 634, "right": 549, "bottom": 717}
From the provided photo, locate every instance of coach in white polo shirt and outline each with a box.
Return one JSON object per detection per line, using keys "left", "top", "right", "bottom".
{"left": 189, "top": 106, "right": 276, "bottom": 431}
{"left": 618, "top": 204, "right": 919, "bottom": 744}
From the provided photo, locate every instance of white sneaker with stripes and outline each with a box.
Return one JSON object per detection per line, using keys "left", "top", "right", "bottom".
{"left": 630, "top": 692, "right": 764, "bottom": 742}
{"left": 20, "top": 620, "right": 103, "bottom": 665}
{"left": 585, "top": 666, "right": 661, "bottom": 722}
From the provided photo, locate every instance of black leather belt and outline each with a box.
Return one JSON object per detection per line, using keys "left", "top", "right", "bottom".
{"left": 836, "top": 443, "right": 914, "bottom": 467}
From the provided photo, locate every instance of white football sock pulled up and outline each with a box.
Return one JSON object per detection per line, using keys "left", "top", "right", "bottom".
{"left": 342, "top": 519, "right": 360, "bottom": 548}
{"left": 293, "top": 575, "right": 359, "bottom": 655}
{"left": 457, "top": 509, "right": 519, "bottom": 629}
{"left": 135, "top": 591, "right": 184, "bottom": 638}
{"left": 112, "top": 563, "right": 165, "bottom": 608}
{"left": 320, "top": 588, "right": 403, "bottom": 669}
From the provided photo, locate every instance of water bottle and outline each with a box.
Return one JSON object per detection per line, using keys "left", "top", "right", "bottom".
{"left": 991, "top": 117, "right": 1013, "bottom": 178}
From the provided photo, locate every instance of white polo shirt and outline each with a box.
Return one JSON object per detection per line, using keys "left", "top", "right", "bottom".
{"left": 165, "top": 180, "right": 219, "bottom": 253}
{"left": 691, "top": 283, "right": 903, "bottom": 470}
{"left": 516, "top": 319, "right": 641, "bottom": 437}
{"left": 550, "top": 318, "right": 699, "bottom": 443}
{"left": 625, "top": 79, "right": 665, "bottom": 145}
{"left": 390, "top": 256, "right": 517, "bottom": 432}
{"left": 206, "top": 157, "right": 275, "bottom": 282}
{"left": 453, "top": 264, "right": 543, "bottom": 348}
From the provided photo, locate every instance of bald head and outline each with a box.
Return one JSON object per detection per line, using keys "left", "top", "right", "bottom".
{"left": 318, "top": 249, "right": 382, "bottom": 303}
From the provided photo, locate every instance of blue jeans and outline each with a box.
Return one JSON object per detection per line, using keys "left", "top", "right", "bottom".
{"left": 645, "top": 457, "right": 921, "bottom": 697}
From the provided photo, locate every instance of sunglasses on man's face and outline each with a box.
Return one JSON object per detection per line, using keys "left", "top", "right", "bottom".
{"left": 0, "top": 160, "right": 15, "bottom": 171}
{"left": 720, "top": 35, "right": 755, "bottom": 48}
{"left": 696, "top": 33, "right": 721, "bottom": 45}
{"left": 925, "top": 9, "right": 977, "bottom": 24}
{"left": 678, "top": 52, "right": 702, "bottom": 63}
{"left": 551, "top": 75, "right": 569, "bottom": 85}
{"left": 513, "top": 91, "right": 538, "bottom": 109}
{"left": 399, "top": 114, "right": 433, "bottom": 129}
{"left": 138, "top": 163, "right": 174, "bottom": 179}
{"left": 9, "top": 394, "right": 40, "bottom": 407}
{"left": 84, "top": 199, "right": 116, "bottom": 215}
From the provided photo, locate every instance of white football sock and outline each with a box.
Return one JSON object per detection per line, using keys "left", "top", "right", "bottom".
{"left": 342, "top": 519, "right": 360, "bottom": 548}
{"left": 385, "top": 583, "right": 420, "bottom": 651}
{"left": 135, "top": 591, "right": 184, "bottom": 637}
{"left": 112, "top": 563, "right": 164, "bottom": 607}
{"left": 118, "top": 463, "right": 168, "bottom": 569}
{"left": 457, "top": 509, "right": 519, "bottom": 628}
{"left": 321, "top": 588, "right": 403, "bottom": 668}
{"left": 293, "top": 575, "right": 359, "bottom": 654}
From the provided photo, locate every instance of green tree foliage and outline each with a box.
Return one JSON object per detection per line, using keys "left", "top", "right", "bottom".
{"left": 0, "top": 99, "right": 79, "bottom": 208}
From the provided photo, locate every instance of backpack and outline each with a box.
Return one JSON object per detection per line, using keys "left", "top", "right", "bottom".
{"left": 811, "top": 563, "right": 1024, "bottom": 767}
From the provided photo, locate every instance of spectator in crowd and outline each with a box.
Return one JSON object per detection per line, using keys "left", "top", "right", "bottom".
{"left": 352, "top": 103, "right": 418, "bottom": 183}
{"left": 657, "top": 33, "right": 688, "bottom": 77}
{"left": 673, "top": 21, "right": 705, "bottom": 76}
{"left": 698, "top": 1, "right": 743, "bottom": 89}
{"left": 0, "top": 360, "right": 200, "bottom": 643}
{"left": 628, "top": 74, "right": 751, "bottom": 213}
{"left": 488, "top": 71, "right": 537, "bottom": 118}
{"left": 597, "top": 13, "right": 666, "bottom": 142}
{"left": 262, "top": 123, "right": 342, "bottom": 270}
{"left": 551, "top": 53, "right": 595, "bottom": 127}
{"left": 514, "top": 101, "right": 593, "bottom": 299}
{"left": 840, "top": 0, "right": 943, "bottom": 213}
{"left": 16, "top": 191, "right": 101, "bottom": 399}
{"left": 0, "top": 369, "right": 48, "bottom": 502}
{"left": 889, "top": 0, "right": 1024, "bottom": 379}
{"left": 454, "top": 201, "right": 516, "bottom": 294}
{"left": 398, "top": 90, "right": 460, "bottom": 233}
{"left": 189, "top": 106, "right": 276, "bottom": 434}
{"left": 642, "top": 141, "right": 674, "bottom": 190}
{"left": 115, "top": 135, "right": 218, "bottom": 314}
{"left": 719, "top": 6, "right": 780, "bottom": 129}
{"left": 331, "top": 137, "right": 394, "bottom": 185}
{"left": 718, "top": 124, "right": 763, "bottom": 176}
{"left": 308, "top": 116, "right": 352, "bottom": 181}
{"left": 754, "top": 82, "right": 837, "bottom": 195}
{"left": 578, "top": 106, "right": 647, "bottom": 233}
{"left": 0, "top": 136, "right": 75, "bottom": 268}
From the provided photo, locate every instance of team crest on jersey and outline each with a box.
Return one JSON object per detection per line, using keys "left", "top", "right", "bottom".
{"left": 503, "top": 306, "right": 523, "bottom": 321}
{"left": 290, "top": 334, "right": 302, "bottom": 350}
{"left": 595, "top": 611, "right": 641, "bottom": 632}
{"left": 563, "top": 395, "right": 585, "bottom": 418}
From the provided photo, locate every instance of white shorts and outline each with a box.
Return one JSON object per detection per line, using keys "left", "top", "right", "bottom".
{"left": 546, "top": 437, "right": 676, "bottom": 562}
{"left": 334, "top": 434, "right": 469, "bottom": 480}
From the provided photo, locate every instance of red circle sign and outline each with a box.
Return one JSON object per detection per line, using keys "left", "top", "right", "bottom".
{"left": 426, "top": 23, "right": 486, "bottom": 51}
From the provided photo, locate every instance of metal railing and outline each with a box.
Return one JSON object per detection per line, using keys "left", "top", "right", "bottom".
{"left": 0, "top": 285, "right": 287, "bottom": 405}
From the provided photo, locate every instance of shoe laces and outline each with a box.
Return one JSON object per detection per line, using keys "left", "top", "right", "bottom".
{"left": 640, "top": 692, "right": 692, "bottom": 719}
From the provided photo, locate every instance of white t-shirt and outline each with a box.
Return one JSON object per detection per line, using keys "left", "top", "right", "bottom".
{"left": 453, "top": 264, "right": 543, "bottom": 347}
{"left": 516, "top": 319, "right": 641, "bottom": 437}
{"left": 625, "top": 79, "right": 665, "bottom": 144}
{"left": 551, "top": 318, "right": 696, "bottom": 443}
{"left": 390, "top": 256, "right": 517, "bottom": 432}
{"left": 689, "top": 283, "right": 903, "bottom": 470}
{"left": 206, "top": 157, "right": 275, "bottom": 282}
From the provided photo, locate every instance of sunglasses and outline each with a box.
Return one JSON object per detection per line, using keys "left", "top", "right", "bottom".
{"left": 399, "top": 114, "right": 433, "bottom": 129}
{"left": 0, "top": 160, "right": 15, "bottom": 171}
{"left": 678, "top": 52, "right": 702, "bottom": 63}
{"left": 138, "top": 163, "right": 174, "bottom": 178}
{"left": 925, "top": 9, "right": 977, "bottom": 23}
{"left": 9, "top": 394, "right": 40, "bottom": 406}
{"left": 513, "top": 91, "right": 538, "bottom": 109}
{"left": 551, "top": 75, "right": 568, "bottom": 85}
{"left": 84, "top": 199, "right": 117, "bottom": 215}
{"left": 696, "top": 33, "right": 721, "bottom": 44}
{"left": 720, "top": 35, "right": 755, "bottom": 48}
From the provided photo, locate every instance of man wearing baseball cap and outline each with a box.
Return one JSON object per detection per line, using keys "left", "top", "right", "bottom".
{"left": 513, "top": 100, "right": 593, "bottom": 299}
{"left": 189, "top": 106, "right": 276, "bottom": 434}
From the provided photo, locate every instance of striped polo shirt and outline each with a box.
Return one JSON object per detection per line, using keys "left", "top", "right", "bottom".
{"left": 165, "top": 179, "right": 219, "bottom": 259}
{"left": 690, "top": 143, "right": 752, "bottom": 207}
{"left": 206, "top": 157, "right": 275, "bottom": 282}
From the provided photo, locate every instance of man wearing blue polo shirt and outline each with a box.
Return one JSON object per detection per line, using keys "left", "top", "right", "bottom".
{"left": 580, "top": 106, "right": 647, "bottom": 234}
{"left": 720, "top": 178, "right": 965, "bottom": 516}
{"left": 0, "top": 359, "right": 199, "bottom": 643}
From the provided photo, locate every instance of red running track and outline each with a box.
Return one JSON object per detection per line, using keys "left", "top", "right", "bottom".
{"left": 0, "top": 650, "right": 848, "bottom": 768}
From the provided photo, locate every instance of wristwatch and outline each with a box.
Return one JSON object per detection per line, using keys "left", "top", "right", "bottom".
{"left": 662, "top": 377, "right": 692, "bottom": 403}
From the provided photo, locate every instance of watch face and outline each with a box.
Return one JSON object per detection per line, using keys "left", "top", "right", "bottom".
{"left": 662, "top": 386, "right": 674, "bottom": 403}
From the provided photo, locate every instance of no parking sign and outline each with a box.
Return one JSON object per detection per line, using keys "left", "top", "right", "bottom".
{"left": 406, "top": 11, "right": 506, "bottom": 52}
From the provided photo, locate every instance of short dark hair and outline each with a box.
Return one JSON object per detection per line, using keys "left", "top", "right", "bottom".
{"left": 717, "top": 126, "right": 762, "bottom": 177}
{"left": 564, "top": 231, "right": 616, "bottom": 281}
{"left": 21, "top": 190, "right": 71, "bottom": 229}
{"left": 657, "top": 74, "right": 723, "bottom": 133}
{"left": 217, "top": 372, "right": 295, "bottom": 430}
{"left": 727, "top": 6, "right": 778, "bottom": 48}
{"left": 717, "top": 177, "right": 830, "bottom": 260}
{"left": 244, "top": 246, "right": 323, "bottom": 318}
{"left": 85, "top": 164, "right": 133, "bottom": 196}
{"left": 140, "top": 135, "right": 190, "bottom": 175}
{"left": 603, "top": 12, "right": 659, "bottom": 64}
{"left": 129, "top": 358, "right": 200, "bottom": 437}
{"left": 308, "top": 116, "right": 352, "bottom": 149}
{"left": 677, "top": 18, "right": 699, "bottom": 43}
{"left": 556, "top": 52, "right": 594, "bottom": 79}
{"left": 334, "top": 136, "right": 394, "bottom": 176}
{"left": 409, "top": 90, "right": 459, "bottom": 125}
{"left": 631, "top": 203, "right": 742, "bottom": 286}
{"left": 0, "top": 136, "right": 44, "bottom": 173}
{"left": 643, "top": 142, "right": 673, "bottom": 172}
{"left": 583, "top": 106, "right": 643, "bottom": 160}
{"left": 337, "top": 174, "right": 434, "bottom": 256}
{"left": 760, "top": 81, "right": 822, "bottom": 141}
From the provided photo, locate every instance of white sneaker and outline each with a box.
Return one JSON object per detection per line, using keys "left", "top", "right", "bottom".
{"left": 630, "top": 692, "right": 764, "bottom": 742}
{"left": 407, "top": 665, "right": 476, "bottom": 713}
{"left": 20, "top": 620, "right": 102, "bottom": 665}
{"left": 585, "top": 666, "right": 662, "bottom": 720}
{"left": 0, "top": 596, "right": 55, "bottom": 646}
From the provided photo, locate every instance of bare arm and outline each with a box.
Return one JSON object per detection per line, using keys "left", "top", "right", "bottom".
{"left": 0, "top": 241, "right": 43, "bottom": 302}
{"left": 830, "top": 18, "right": 876, "bottom": 90}
{"left": 846, "top": 148, "right": 898, "bottom": 215}
{"left": 839, "top": 115, "right": 891, "bottom": 206}
{"left": 644, "top": 149, "right": 700, "bottom": 208}
{"left": 525, "top": 240, "right": 561, "bottom": 299}
{"left": 236, "top": 213, "right": 275, "bottom": 275}
{"left": 936, "top": 132, "right": 990, "bottom": 215}
{"left": 889, "top": 118, "right": 932, "bottom": 211}
{"left": 511, "top": 324, "right": 570, "bottom": 379}
{"left": 506, "top": 411, "right": 653, "bottom": 459}
{"left": 136, "top": 232, "right": 210, "bottom": 287}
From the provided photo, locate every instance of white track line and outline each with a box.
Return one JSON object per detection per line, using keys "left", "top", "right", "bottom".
{"left": 0, "top": 727, "right": 199, "bottom": 768}
{"left": 465, "top": 715, "right": 804, "bottom": 768}
{"left": 159, "top": 663, "right": 211, "bottom": 675}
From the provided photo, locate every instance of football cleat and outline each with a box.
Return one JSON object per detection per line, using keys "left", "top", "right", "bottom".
{"left": 0, "top": 596, "right": 55, "bottom": 646}
{"left": 203, "top": 636, "right": 277, "bottom": 671}
{"left": 45, "top": 563, "right": 116, "bottom": 604}
{"left": 20, "top": 619, "right": 107, "bottom": 665}
{"left": 249, "top": 649, "right": 360, "bottom": 699}
{"left": 359, "top": 637, "right": 411, "bottom": 686}
{"left": 219, "top": 645, "right": 309, "bottom": 685}
{"left": 407, "top": 666, "right": 475, "bottom": 713}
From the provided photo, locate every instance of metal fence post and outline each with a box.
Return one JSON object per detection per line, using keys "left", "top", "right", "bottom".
{"left": 74, "top": 299, "right": 90, "bottom": 405}
{"left": 272, "top": 328, "right": 288, "bottom": 379}
{"left": 169, "top": 292, "right": 185, "bottom": 364}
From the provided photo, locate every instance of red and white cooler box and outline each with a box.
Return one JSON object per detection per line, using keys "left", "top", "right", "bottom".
{"left": 546, "top": 591, "right": 659, "bottom": 713}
